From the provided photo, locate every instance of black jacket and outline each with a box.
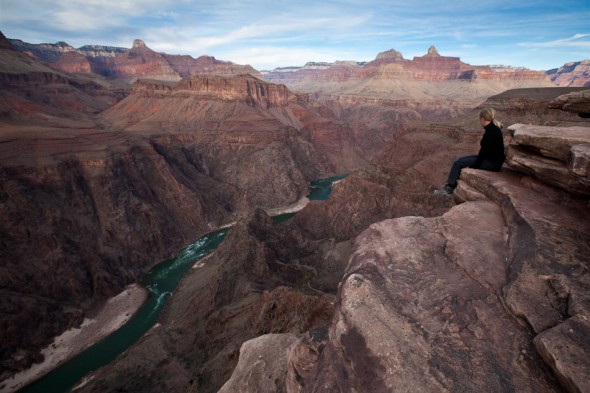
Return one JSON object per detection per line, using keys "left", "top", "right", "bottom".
{"left": 472, "top": 122, "right": 505, "bottom": 170}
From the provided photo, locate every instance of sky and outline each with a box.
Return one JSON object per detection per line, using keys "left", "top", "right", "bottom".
{"left": 1, "top": 0, "right": 589, "bottom": 71}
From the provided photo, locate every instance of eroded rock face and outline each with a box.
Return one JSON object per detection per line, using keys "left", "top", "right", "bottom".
{"left": 224, "top": 94, "right": 590, "bottom": 393}
{"left": 0, "top": 42, "right": 364, "bottom": 377}
{"left": 297, "top": 201, "right": 559, "bottom": 392}
{"left": 505, "top": 123, "right": 590, "bottom": 195}
{"left": 102, "top": 75, "right": 365, "bottom": 175}
{"left": 287, "top": 164, "right": 589, "bottom": 392}
{"left": 0, "top": 135, "right": 239, "bottom": 374}
{"left": 0, "top": 117, "right": 338, "bottom": 376}
{"left": 218, "top": 333, "right": 300, "bottom": 393}
{"left": 8, "top": 36, "right": 262, "bottom": 81}
{"left": 458, "top": 168, "right": 590, "bottom": 393}
{"left": 547, "top": 60, "right": 590, "bottom": 87}
{"left": 74, "top": 209, "right": 335, "bottom": 393}
{"left": 548, "top": 89, "right": 590, "bottom": 117}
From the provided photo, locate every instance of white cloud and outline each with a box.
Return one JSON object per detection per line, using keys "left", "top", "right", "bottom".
{"left": 219, "top": 46, "right": 351, "bottom": 70}
{"left": 519, "top": 33, "right": 590, "bottom": 49}
{"left": 1, "top": 0, "right": 588, "bottom": 70}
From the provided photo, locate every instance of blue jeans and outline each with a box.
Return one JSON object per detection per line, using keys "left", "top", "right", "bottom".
{"left": 446, "top": 155, "right": 501, "bottom": 187}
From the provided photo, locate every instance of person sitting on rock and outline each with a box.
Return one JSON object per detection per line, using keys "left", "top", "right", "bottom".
{"left": 434, "top": 108, "right": 505, "bottom": 195}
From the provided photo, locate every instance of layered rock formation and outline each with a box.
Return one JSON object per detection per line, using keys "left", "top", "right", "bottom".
{"left": 3, "top": 26, "right": 590, "bottom": 392}
{"left": 102, "top": 74, "right": 367, "bottom": 174}
{"left": 547, "top": 60, "right": 590, "bottom": 87}
{"left": 58, "top": 83, "right": 589, "bottom": 393}
{"left": 217, "top": 91, "right": 590, "bottom": 392}
{"left": 549, "top": 89, "right": 590, "bottom": 118}
{"left": 0, "top": 35, "right": 365, "bottom": 380}
{"left": 6, "top": 39, "right": 94, "bottom": 74}
{"left": 8, "top": 36, "right": 262, "bottom": 81}
{"left": 264, "top": 46, "right": 556, "bottom": 144}
{"left": 264, "top": 45, "right": 552, "bottom": 94}
{"left": 505, "top": 123, "right": 590, "bottom": 194}
{"left": 0, "top": 32, "right": 126, "bottom": 124}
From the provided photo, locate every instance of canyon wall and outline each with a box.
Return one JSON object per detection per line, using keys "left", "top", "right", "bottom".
{"left": 0, "top": 34, "right": 364, "bottom": 379}
{"left": 263, "top": 46, "right": 558, "bottom": 140}
{"left": 216, "top": 90, "right": 590, "bottom": 393}
{"left": 3, "top": 27, "right": 590, "bottom": 391}
{"left": 9, "top": 37, "right": 262, "bottom": 81}
{"left": 263, "top": 45, "right": 554, "bottom": 93}
{"left": 72, "top": 87, "right": 590, "bottom": 392}
{"left": 548, "top": 60, "right": 590, "bottom": 87}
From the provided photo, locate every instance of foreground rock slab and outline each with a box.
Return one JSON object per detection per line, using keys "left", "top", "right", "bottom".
{"left": 294, "top": 200, "right": 561, "bottom": 392}
{"left": 218, "top": 333, "right": 300, "bottom": 393}
{"left": 456, "top": 168, "right": 590, "bottom": 393}
{"left": 506, "top": 124, "right": 590, "bottom": 195}
{"left": 258, "top": 162, "right": 588, "bottom": 392}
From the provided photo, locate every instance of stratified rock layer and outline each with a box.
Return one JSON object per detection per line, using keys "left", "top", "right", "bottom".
{"left": 9, "top": 37, "right": 262, "bottom": 81}
{"left": 225, "top": 111, "right": 590, "bottom": 393}
{"left": 264, "top": 46, "right": 556, "bottom": 141}
{"left": 548, "top": 60, "right": 590, "bottom": 87}
{"left": 506, "top": 123, "right": 590, "bottom": 194}
{"left": 0, "top": 38, "right": 363, "bottom": 378}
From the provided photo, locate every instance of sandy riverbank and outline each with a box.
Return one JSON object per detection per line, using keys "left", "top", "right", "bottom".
{"left": 264, "top": 196, "right": 310, "bottom": 216}
{"left": 0, "top": 284, "right": 148, "bottom": 393}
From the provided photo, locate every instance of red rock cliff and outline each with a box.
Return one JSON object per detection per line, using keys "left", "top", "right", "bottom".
{"left": 173, "top": 74, "right": 307, "bottom": 108}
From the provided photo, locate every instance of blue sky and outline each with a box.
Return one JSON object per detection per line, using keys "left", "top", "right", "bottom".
{"left": 1, "top": 0, "right": 589, "bottom": 71}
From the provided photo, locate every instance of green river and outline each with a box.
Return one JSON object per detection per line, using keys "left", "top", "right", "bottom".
{"left": 18, "top": 174, "right": 346, "bottom": 393}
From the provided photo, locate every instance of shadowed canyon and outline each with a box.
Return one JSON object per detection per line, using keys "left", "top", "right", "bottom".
{"left": 1, "top": 32, "right": 589, "bottom": 393}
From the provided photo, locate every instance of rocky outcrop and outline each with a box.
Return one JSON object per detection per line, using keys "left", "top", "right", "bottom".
{"left": 174, "top": 74, "right": 305, "bottom": 108}
{"left": 290, "top": 160, "right": 589, "bottom": 391}
{"left": 218, "top": 333, "right": 301, "bottom": 393}
{"left": 99, "top": 39, "right": 182, "bottom": 82}
{"left": 549, "top": 89, "right": 590, "bottom": 117}
{"left": 505, "top": 123, "right": 590, "bottom": 195}
{"left": 228, "top": 163, "right": 589, "bottom": 392}
{"left": 76, "top": 44, "right": 128, "bottom": 58}
{"left": 221, "top": 93, "right": 590, "bottom": 393}
{"left": 163, "top": 54, "right": 261, "bottom": 79}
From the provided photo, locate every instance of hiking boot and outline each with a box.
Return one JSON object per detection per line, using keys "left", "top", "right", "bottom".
{"left": 434, "top": 184, "right": 454, "bottom": 195}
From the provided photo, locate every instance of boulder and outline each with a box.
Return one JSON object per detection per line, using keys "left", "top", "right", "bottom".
{"left": 506, "top": 123, "right": 590, "bottom": 195}
{"left": 548, "top": 89, "right": 590, "bottom": 115}
{"left": 218, "top": 333, "right": 300, "bottom": 393}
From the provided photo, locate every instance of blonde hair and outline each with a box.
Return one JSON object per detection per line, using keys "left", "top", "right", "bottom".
{"left": 479, "top": 108, "right": 503, "bottom": 129}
